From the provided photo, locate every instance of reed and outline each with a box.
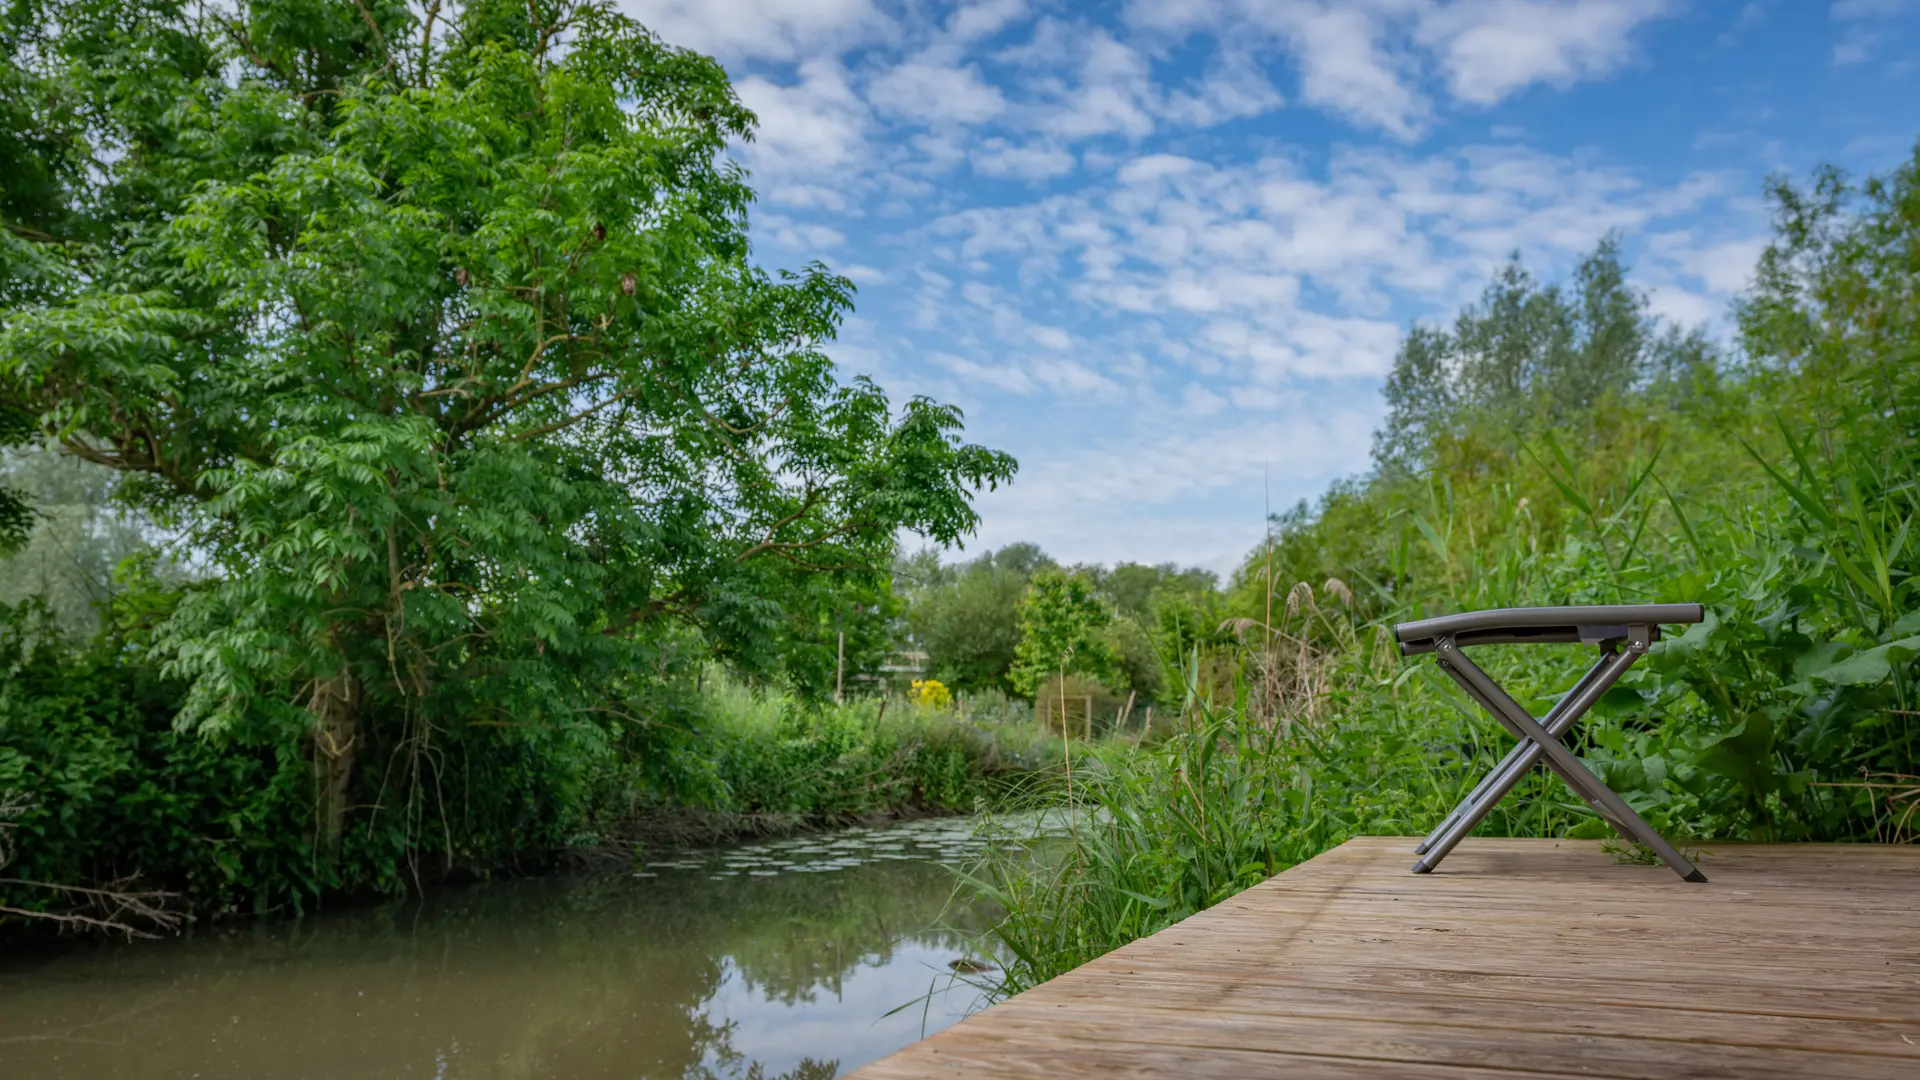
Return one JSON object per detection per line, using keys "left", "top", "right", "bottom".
{"left": 968, "top": 146, "right": 1920, "bottom": 993}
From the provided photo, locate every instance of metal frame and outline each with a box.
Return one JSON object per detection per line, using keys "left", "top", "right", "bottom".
{"left": 1396, "top": 605, "right": 1707, "bottom": 883}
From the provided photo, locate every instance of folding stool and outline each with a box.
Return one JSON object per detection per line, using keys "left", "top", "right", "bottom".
{"left": 1393, "top": 604, "right": 1708, "bottom": 883}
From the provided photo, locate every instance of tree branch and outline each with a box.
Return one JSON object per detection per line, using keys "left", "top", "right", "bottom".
{"left": 509, "top": 388, "right": 637, "bottom": 442}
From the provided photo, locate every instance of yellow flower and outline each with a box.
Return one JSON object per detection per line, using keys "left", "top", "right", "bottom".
{"left": 911, "top": 678, "right": 952, "bottom": 709}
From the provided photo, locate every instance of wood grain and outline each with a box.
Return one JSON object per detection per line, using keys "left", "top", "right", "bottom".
{"left": 850, "top": 836, "right": 1920, "bottom": 1079}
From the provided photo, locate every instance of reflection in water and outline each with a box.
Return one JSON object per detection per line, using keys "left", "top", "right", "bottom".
{"left": 0, "top": 814, "right": 1055, "bottom": 1079}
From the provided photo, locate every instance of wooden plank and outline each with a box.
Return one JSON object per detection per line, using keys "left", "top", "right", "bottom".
{"left": 850, "top": 838, "right": 1920, "bottom": 1079}
{"left": 1030, "top": 976, "right": 1920, "bottom": 1055}
{"left": 903, "top": 1007, "right": 1909, "bottom": 1080}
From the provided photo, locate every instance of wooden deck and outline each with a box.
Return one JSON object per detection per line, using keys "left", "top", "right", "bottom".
{"left": 853, "top": 836, "right": 1920, "bottom": 1079}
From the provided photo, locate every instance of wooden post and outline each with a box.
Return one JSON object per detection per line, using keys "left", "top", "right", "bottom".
{"left": 1084, "top": 694, "right": 1093, "bottom": 740}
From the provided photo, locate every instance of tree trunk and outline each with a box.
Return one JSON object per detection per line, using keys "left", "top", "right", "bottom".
{"left": 309, "top": 669, "right": 362, "bottom": 860}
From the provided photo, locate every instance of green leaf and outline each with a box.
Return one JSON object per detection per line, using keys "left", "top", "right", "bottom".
{"left": 1411, "top": 512, "right": 1451, "bottom": 567}
{"left": 1803, "top": 634, "right": 1920, "bottom": 687}
{"left": 1522, "top": 437, "right": 1593, "bottom": 518}
{"left": 1590, "top": 686, "right": 1648, "bottom": 716}
{"left": 1696, "top": 714, "right": 1779, "bottom": 798}
{"left": 1738, "top": 437, "right": 1835, "bottom": 529}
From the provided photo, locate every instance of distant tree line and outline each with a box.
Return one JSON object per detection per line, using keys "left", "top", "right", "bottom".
{"left": 894, "top": 543, "right": 1228, "bottom": 707}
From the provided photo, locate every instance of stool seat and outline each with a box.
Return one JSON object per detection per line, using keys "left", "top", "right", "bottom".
{"left": 1394, "top": 603, "right": 1709, "bottom": 883}
{"left": 1395, "top": 603, "right": 1704, "bottom": 654}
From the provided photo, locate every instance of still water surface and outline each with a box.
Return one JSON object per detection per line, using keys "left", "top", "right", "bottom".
{"left": 0, "top": 815, "right": 1044, "bottom": 1079}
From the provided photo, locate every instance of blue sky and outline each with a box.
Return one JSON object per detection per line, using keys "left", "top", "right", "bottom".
{"left": 622, "top": 0, "right": 1920, "bottom": 575}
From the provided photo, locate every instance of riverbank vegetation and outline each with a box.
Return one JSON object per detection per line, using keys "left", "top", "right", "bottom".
{"left": 971, "top": 146, "right": 1920, "bottom": 993}
{"left": 3, "top": 0, "right": 1915, "bottom": 968}
{"left": 0, "top": 591, "right": 1061, "bottom": 927}
{"left": 0, "top": 0, "right": 1030, "bottom": 935}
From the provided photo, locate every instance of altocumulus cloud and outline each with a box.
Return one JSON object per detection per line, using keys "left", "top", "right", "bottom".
{"left": 618, "top": 0, "right": 1920, "bottom": 571}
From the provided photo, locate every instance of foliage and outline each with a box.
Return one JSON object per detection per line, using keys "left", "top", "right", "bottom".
{"left": 1076, "top": 561, "right": 1219, "bottom": 622}
{"left": 1009, "top": 570, "right": 1115, "bottom": 698}
{"left": 1374, "top": 235, "right": 1718, "bottom": 470}
{"left": 0, "top": 0, "right": 1012, "bottom": 887}
{"left": 898, "top": 548, "right": 1221, "bottom": 704}
{"left": 579, "top": 677, "right": 1072, "bottom": 835}
{"left": 0, "top": 599, "right": 318, "bottom": 923}
{"left": 0, "top": 598, "right": 1063, "bottom": 935}
{"left": 0, "top": 444, "right": 153, "bottom": 638}
{"left": 974, "top": 143, "right": 1920, "bottom": 994}
{"left": 767, "top": 566, "right": 903, "bottom": 703}
{"left": 899, "top": 543, "right": 1053, "bottom": 694}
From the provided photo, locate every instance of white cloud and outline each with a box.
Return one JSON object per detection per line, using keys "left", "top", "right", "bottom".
{"left": 1182, "top": 383, "right": 1227, "bottom": 415}
{"left": 1116, "top": 154, "right": 1202, "bottom": 185}
{"left": 836, "top": 263, "right": 889, "bottom": 286}
{"left": 973, "top": 138, "right": 1076, "bottom": 180}
{"left": 1684, "top": 236, "right": 1769, "bottom": 294}
{"left": 758, "top": 215, "right": 847, "bottom": 250}
{"left": 969, "top": 408, "right": 1381, "bottom": 570}
{"left": 1831, "top": 0, "right": 1913, "bottom": 65}
{"left": 1199, "top": 312, "right": 1402, "bottom": 381}
{"left": 1156, "top": 49, "right": 1286, "bottom": 127}
{"left": 763, "top": 183, "right": 856, "bottom": 212}
{"left": 869, "top": 59, "right": 1008, "bottom": 125}
{"left": 1034, "top": 30, "right": 1159, "bottom": 140}
{"left": 1029, "top": 357, "right": 1125, "bottom": 398}
{"left": 948, "top": 0, "right": 1032, "bottom": 43}
{"left": 918, "top": 141, "right": 1739, "bottom": 414}
{"left": 1123, "top": 0, "right": 1673, "bottom": 137}
{"left": 1645, "top": 285, "right": 1721, "bottom": 327}
{"left": 734, "top": 60, "right": 871, "bottom": 184}
{"left": 1124, "top": 1, "right": 1428, "bottom": 138}
{"left": 618, "top": 0, "right": 890, "bottom": 62}
{"left": 934, "top": 352, "right": 1036, "bottom": 394}
{"left": 1416, "top": 1, "right": 1673, "bottom": 106}
{"left": 1633, "top": 230, "right": 1767, "bottom": 326}
{"left": 1275, "top": 4, "right": 1429, "bottom": 140}
{"left": 1028, "top": 324, "right": 1074, "bottom": 350}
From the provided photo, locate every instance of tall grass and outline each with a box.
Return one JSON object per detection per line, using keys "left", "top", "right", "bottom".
{"left": 968, "top": 148, "right": 1920, "bottom": 994}
{"left": 574, "top": 678, "right": 1130, "bottom": 857}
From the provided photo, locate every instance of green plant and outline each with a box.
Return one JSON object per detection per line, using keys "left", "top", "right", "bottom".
{"left": 1009, "top": 570, "right": 1116, "bottom": 699}
{"left": 0, "top": 0, "right": 1012, "bottom": 873}
{"left": 971, "top": 141, "right": 1920, "bottom": 996}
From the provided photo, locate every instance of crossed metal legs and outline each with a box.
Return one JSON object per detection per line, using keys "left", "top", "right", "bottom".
{"left": 1411, "top": 631, "right": 1706, "bottom": 883}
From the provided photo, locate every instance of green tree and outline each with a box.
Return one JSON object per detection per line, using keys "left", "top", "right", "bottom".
{"left": 1375, "top": 235, "right": 1658, "bottom": 470}
{"left": 0, "top": 444, "right": 153, "bottom": 638}
{"left": 903, "top": 543, "right": 1051, "bottom": 693}
{"left": 0, "top": 0, "right": 1013, "bottom": 860}
{"left": 1082, "top": 561, "right": 1218, "bottom": 622}
{"left": 1009, "top": 570, "right": 1115, "bottom": 698}
{"left": 772, "top": 561, "right": 901, "bottom": 701}
{"left": 1373, "top": 325, "right": 1458, "bottom": 470}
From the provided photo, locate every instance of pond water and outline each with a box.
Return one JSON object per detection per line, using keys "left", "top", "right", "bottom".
{"left": 0, "top": 814, "right": 1050, "bottom": 1080}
